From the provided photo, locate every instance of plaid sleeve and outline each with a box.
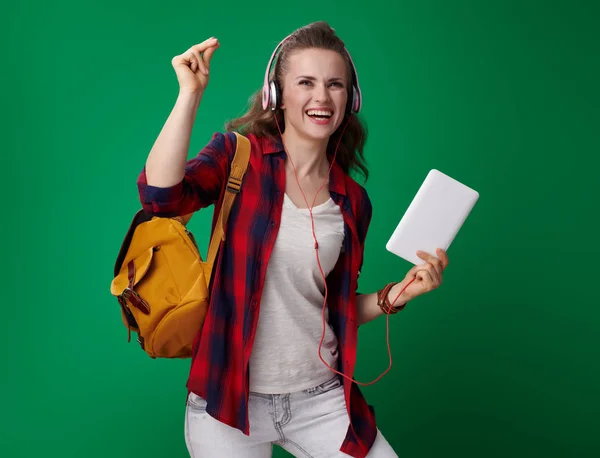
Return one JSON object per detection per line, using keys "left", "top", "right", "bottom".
{"left": 136, "top": 132, "right": 236, "bottom": 216}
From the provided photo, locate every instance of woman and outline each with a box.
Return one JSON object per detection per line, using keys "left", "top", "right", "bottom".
{"left": 137, "top": 21, "right": 449, "bottom": 458}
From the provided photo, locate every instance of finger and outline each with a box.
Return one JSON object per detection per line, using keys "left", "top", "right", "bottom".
{"left": 425, "top": 263, "right": 441, "bottom": 285}
{"left": 431, "top": 258, "right": 443, "bottom": 281}
{"left": 176, "top": 50, "right": 202, "bottom": 74}
{"left": 186, "top": 38, "right": 218, "bottom": 75}
{"left": 414, "top": 269, "right": 435, "bottom": 288}
{"left": 436, "top": 248, "right": 449, "bottom": 269}
{"left": 202, "top": 43, "right": 219, "bottom": 69}
{"left": 191, "top": 37, "right": 219, "bottom": 54}
{"left": 417, "top": 250, "right": 444, "bottom": 276}
{"left": 416, "top": 250, "right": 437, "bottom": 263}
{"left": 185, "top": 51, "right": 199, "bottom": 73}
{"left": 189, "top": 49, "right": 208, "bottom": 75}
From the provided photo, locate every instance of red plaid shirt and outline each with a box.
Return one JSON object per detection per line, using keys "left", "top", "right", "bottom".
{"left": 137, "top": 131, "right": 377, "bottom": 457}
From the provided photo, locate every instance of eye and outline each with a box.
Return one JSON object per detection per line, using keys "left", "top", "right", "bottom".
{"left": 330, "top": 81, "right": 345, "bottom": 88}
{"left": 299, "top": 80, "right": 313, "bottom": 86}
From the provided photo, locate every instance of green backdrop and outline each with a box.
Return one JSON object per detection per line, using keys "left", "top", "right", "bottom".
{"left": 3, "top": 0, "right": 599, "bottom": 456}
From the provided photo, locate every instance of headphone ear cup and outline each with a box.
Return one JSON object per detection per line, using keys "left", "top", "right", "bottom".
{"left": 269, "top": 81, "right": 281, "bottom": 110}
{"left": 351, "top": 84, "right": 361, "bottom": 114}
{"left": 346, "top": 85, "right": 358, "bottom": 114}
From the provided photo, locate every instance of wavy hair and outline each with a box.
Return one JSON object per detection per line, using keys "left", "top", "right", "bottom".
{"left": 224, "top": 21, "right": 369, "bottom": 182}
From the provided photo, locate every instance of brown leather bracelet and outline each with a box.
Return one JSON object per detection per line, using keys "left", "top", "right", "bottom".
{"left": 376, "top": 282, "right": 408, "bottom": 315}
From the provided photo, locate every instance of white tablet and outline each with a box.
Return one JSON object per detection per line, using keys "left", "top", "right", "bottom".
{"left": 386, "top": 169, "right": 479, "bottom": 265}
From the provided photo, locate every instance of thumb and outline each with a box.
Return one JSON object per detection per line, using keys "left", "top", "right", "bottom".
{"left": 203, "top": 43, "right": 219, "bottom": 69}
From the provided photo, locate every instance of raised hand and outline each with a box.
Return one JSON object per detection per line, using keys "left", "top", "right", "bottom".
{"left": 171, "top": 37, "right": 220, "bottom": 94}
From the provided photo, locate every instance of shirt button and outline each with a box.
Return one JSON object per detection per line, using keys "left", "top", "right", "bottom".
{"left": 271, "top": 221, "right": 276, "bottom": 227}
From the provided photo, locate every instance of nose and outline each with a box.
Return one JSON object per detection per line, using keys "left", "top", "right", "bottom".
{"left": 314, "top": 83, "right": 332, "bottom": 103}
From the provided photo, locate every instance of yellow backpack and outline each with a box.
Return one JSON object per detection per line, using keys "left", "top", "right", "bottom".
{"left": 110, "top": 132, "right": 251, "bottom": 359}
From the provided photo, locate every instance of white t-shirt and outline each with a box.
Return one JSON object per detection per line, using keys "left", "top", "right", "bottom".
{"left": 248, "top": 193, "right": 345, "bottom": 394}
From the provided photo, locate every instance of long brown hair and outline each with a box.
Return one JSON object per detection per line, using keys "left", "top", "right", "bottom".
{"left": 224, "top": 21, "right": 369, "bottom": 182}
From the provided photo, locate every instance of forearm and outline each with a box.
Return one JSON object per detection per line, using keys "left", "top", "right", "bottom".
{"left": 145, "top": 90, "right": 203, "bottom": 187}
{"left": 356, "top": 279, "right": 411, "bottom": 326}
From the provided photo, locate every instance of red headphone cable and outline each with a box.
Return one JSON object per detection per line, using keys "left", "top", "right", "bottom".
{"left": 274, "top": 115, "right": 414, "bottom": 387}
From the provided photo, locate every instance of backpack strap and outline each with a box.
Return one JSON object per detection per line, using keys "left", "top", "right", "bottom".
{"left": 173, "top": 132, "right": 252, "bottom": 227}
{"left": 204, "top": 132, "right": 251, "bottom": 282}
{"left": 114, "top": 132, "right": 251, "bottom": 280}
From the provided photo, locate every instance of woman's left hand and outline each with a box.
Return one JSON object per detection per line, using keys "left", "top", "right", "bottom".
{"left": 393, "top": 249, "right": 449, "bottom": 304}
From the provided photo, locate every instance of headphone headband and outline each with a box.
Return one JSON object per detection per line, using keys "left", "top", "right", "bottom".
{"left": 261, "top": 34, "right": 362, "bottom": 114}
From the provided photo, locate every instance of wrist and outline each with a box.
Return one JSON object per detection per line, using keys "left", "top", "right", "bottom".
{"left": 177, "top": 89, "right": 203, "bottom": 106}
{"left": 388, "top": 281, "right": 411, "bottom": 308}
{"left": 377, "top": 282, "right": 410, "bottom": 315}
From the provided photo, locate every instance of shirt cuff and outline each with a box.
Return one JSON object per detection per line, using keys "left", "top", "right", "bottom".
{"left": 139, "top": 179, "right": 185, "bottom": 215}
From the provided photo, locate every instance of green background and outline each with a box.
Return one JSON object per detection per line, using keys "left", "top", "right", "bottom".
{"left": 3, "top": 0, "right": 599, "bottom": 456}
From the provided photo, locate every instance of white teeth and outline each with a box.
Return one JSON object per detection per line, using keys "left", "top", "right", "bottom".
{"left": 306, "top": 109, "right": 332, "bottom": 117}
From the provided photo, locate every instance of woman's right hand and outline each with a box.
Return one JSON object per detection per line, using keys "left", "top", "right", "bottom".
{"left": 171, "top": 37, "right": 220, "bottom": 95}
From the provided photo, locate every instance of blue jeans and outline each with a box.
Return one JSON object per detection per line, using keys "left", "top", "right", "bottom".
{"left": 184, "top": 375, "right": 398, "bottom": 457}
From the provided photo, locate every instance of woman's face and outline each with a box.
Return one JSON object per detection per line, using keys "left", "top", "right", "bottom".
{"left": 280, "top": 48, "right": 349, "bottom": 144}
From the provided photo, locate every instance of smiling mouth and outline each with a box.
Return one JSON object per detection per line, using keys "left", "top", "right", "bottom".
{"left": 305, "top": 109, "right": 333, "bottom": 120}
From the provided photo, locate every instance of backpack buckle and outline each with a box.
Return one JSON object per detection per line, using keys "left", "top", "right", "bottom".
{"left": 121, "top": 288, "right": 150, "bottom": 314}
{"left": 226, "top": 176, "right": 242, "bottom": 194}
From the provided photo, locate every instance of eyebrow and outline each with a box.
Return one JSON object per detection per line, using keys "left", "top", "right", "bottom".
{"left": 295, "top": 76, "right": 345, "bottom": 82}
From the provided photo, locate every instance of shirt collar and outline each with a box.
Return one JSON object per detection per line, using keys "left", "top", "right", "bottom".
{"left": 259, "top": 133, "right": 347, "bottom": 197}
